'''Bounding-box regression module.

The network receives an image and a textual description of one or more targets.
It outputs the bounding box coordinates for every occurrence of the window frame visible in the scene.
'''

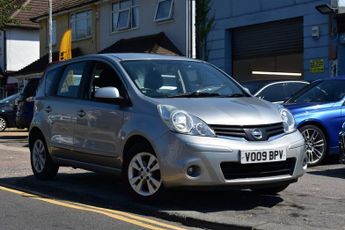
[154,0,174,22]
[70,10,92,41]
[112,0,140,32]
[56,62,88,99]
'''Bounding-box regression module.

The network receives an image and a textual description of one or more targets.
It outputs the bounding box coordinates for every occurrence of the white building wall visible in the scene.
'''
[6,28,39,72]
[99,0,188,55]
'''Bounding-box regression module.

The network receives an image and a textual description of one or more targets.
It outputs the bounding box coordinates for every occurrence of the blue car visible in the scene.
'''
[284,77,345,166]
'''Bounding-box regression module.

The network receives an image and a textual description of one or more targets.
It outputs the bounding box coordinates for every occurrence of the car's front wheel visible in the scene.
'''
[0,117,7,132]
[123,143,164,201]
[300,125,327,166]
[30,134,59,179]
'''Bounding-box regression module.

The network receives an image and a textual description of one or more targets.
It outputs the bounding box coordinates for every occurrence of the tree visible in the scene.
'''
[196,0,215,61]
[0,0,22,28]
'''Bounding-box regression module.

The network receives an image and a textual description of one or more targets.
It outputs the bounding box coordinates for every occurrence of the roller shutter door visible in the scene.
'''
[233,17,303,60]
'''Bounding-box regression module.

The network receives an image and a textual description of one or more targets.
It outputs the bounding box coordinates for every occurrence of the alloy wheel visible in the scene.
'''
[128,152,162,197]
[0,117,6,132]
[32,139,47,173]
[302,127,326,165]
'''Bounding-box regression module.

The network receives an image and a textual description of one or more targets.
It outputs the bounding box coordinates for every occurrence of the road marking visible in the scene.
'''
[0,185,187,230]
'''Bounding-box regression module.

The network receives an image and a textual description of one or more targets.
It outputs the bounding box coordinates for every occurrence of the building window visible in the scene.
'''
[112,0,139,32]
[70,10,92,41]
[154,0,174,22]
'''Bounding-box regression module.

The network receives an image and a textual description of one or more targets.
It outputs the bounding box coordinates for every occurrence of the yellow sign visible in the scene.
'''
[59,29,72,61]
[310,59,324,73]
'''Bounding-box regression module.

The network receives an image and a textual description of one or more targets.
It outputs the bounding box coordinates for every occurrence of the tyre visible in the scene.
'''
[123,143,164,201]
[30,134,59,180]
[0,117,7,132]
[300,125,327,166]
[252,184,289,195]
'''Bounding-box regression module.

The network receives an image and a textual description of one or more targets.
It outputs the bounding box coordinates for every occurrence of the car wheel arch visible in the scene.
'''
[298,121,329,146]
[29,127,46,150]
[122,135,155,162]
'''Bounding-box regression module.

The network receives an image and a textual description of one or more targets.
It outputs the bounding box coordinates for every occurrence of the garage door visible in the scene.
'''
[232,17,304,81]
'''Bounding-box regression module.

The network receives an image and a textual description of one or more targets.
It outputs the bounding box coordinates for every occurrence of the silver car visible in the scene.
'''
[29,54,307,200]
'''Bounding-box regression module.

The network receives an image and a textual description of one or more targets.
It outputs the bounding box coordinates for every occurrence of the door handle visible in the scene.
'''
[77,110,86,118]
[45,106,52,113]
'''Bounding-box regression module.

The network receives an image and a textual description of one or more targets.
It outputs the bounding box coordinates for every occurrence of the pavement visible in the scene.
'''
[0,130,345,230]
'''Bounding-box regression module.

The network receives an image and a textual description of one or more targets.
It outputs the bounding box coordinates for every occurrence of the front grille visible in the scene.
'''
[220,158,296,180]
[210,123,285,141]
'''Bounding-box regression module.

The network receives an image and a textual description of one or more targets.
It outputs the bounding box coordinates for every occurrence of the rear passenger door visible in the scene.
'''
[73,61,126,169]
[46,62,88,159]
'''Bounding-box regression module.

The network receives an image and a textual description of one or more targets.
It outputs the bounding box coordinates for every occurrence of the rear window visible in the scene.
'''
[45,68,64,96]
[57,62,86,98]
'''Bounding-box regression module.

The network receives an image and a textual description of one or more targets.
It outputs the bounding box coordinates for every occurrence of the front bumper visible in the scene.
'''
[154,131,306,188]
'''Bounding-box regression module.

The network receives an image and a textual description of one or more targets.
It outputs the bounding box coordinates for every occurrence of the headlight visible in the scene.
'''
[280,108,296,133]
[158,105,216,137]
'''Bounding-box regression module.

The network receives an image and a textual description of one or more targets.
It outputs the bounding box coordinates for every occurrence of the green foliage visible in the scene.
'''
[196,0,215,60]
[0,0,22,28]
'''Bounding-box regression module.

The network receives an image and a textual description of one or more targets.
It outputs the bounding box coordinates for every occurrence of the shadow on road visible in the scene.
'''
[0,172,284,218]
[308,167,345,179]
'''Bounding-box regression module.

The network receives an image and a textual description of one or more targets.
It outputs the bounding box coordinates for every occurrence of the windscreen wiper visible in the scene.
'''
[167,92,221,98]
[224,93,248,98]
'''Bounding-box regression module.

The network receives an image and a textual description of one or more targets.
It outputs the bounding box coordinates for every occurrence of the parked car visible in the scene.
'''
[242,80,309,103]
[284,77,345,166]
[338,122,345,164]
[16,78,40,129]
[29,54,306,201]
[0,93,20,131]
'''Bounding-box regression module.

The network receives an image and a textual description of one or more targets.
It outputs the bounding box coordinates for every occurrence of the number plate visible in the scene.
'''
[240,149,287,164]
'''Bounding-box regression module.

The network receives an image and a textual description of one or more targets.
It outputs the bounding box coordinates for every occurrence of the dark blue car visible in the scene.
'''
[16,78,40,129]
[0,93,19,131]
[284,77,345,166]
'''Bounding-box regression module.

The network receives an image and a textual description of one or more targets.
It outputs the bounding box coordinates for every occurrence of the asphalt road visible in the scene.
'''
[0,130,345,230]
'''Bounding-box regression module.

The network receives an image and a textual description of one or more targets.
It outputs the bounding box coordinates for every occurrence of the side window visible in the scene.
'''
[45,68,63,96]
[285,83,308,99]
[88,62,125,100]
[258,84,286,102]
[57,62,86,98]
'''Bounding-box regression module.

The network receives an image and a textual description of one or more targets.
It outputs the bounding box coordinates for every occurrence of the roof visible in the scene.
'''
[32,0,99,22]
[10,48,83,77]
[99,32,183,56]
[7,0,48,28]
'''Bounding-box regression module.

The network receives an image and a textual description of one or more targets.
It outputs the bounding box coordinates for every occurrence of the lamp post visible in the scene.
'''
[48,0,52,63]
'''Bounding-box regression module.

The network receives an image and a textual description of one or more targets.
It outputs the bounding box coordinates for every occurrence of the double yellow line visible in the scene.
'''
[0,186,187,230]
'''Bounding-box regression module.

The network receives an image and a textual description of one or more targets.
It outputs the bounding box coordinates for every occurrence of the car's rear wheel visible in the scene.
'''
[0,117,7,132]
[30,134,59,179]
[252,184,290,195]
[123,143,164,201]
[300,125,327,166]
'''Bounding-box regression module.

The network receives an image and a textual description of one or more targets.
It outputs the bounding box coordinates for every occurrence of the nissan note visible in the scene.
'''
[29,54,307,200]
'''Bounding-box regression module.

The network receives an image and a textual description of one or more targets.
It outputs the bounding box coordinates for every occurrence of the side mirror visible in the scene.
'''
[95,87,121,100]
